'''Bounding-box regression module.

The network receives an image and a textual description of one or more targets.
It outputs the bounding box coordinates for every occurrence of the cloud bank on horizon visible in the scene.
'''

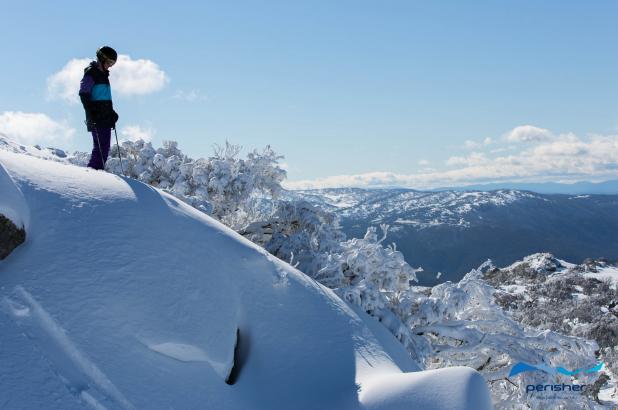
[0,111,153,147]
[284,126,618,190]
[0,111,75,146]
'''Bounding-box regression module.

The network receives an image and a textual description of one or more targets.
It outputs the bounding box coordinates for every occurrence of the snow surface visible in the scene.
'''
[0,150,491,409]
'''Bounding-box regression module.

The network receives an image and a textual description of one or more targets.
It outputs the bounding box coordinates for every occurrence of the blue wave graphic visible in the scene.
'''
[585,362,604,373]
[509,361,604,378]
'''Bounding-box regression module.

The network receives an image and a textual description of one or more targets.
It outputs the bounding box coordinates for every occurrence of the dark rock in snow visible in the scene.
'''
[0,214,25,259]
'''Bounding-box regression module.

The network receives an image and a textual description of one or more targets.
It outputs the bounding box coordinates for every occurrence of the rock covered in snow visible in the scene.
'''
[0,160,28,259]
[0,214,25,260]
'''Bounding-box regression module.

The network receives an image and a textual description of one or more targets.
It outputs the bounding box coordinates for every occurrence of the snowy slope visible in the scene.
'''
[0,150,492,410]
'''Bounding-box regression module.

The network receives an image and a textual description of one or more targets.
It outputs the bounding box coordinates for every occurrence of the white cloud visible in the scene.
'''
[528,132,587,157]
[490,146,513,154]
[418,159,430,166]
[173,89,207,102]
[446,152,487,167]
[0,111,75,146]
[284,171,408,190]
[119,125,154,142]
[504,125,553,143]
[111,55,169,96]
[47,55,169,104]
[47,58,91,104]
[285,131,618,190]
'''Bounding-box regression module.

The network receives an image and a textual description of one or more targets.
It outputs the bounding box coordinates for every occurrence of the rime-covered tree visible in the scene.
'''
[102,139,286,224]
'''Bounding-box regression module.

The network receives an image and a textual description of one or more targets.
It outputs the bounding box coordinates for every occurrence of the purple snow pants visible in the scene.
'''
[87,127,112,170]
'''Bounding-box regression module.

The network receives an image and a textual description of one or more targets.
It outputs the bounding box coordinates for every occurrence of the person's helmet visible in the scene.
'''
[96,46,117,62]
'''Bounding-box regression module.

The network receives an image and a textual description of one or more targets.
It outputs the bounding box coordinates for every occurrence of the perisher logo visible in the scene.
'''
[509,361,604,378]
[508,361,605,396]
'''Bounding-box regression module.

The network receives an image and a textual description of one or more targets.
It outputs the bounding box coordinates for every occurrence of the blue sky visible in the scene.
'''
[1,1,617,188]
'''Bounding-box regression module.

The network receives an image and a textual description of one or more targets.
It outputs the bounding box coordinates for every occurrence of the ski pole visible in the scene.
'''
[92,125,106,169]
[113,127,125,176]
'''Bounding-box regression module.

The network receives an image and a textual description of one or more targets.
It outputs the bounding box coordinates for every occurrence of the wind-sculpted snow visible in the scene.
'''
[3,286,136,410]
[0,150,492,409]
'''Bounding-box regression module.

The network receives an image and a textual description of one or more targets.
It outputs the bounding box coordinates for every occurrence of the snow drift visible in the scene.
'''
[0,150,492,409]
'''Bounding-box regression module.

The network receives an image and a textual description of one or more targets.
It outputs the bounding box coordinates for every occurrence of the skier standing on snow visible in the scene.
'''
[79,46,119,170]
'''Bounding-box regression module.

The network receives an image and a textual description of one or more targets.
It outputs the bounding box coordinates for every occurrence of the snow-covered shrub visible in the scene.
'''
[321,225,419,308]
[327,225,425,363]
[67,151,90,167]
[104,139,286,222]
[241,200,345,277]
[241,205,420,296]
[206,142,286,228]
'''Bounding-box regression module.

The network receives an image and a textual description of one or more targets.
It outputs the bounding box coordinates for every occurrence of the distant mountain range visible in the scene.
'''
[434,180,618,195]
[287,188,618,286]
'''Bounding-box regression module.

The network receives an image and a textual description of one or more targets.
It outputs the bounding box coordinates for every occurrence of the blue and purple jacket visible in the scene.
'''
[79,61,118,131]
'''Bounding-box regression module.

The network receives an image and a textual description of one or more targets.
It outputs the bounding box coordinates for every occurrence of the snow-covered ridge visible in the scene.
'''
[0,148,492,409]
[0,135,78,162]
